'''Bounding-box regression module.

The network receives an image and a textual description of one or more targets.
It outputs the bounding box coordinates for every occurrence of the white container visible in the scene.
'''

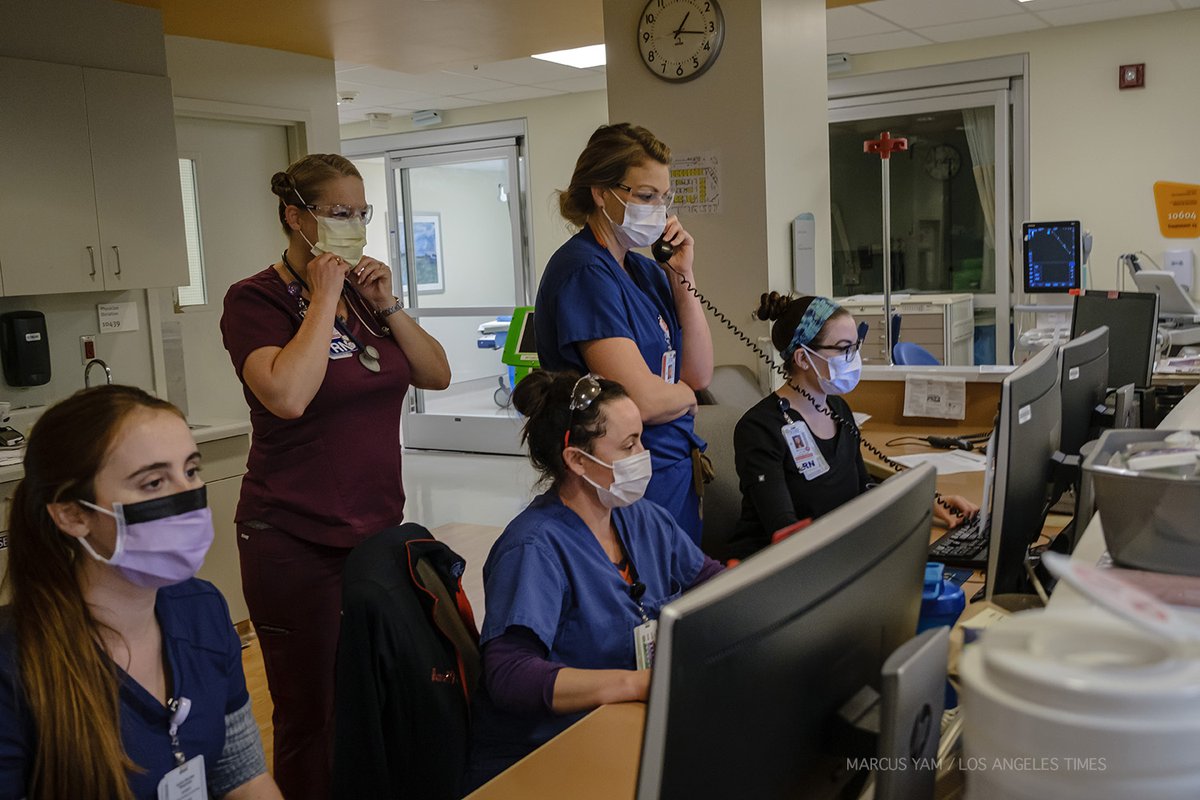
[958,607,1200,800]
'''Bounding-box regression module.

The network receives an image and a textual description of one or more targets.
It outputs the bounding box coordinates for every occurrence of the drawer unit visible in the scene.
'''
[837,294,975,366]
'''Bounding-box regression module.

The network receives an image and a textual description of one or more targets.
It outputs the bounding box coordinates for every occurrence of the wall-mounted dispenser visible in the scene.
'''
[0,310,51,387]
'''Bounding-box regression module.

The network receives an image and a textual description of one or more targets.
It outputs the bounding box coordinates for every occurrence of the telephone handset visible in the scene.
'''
[650,236,968,520]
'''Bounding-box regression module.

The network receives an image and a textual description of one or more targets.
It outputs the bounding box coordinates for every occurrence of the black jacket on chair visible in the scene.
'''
[331,523,481,799]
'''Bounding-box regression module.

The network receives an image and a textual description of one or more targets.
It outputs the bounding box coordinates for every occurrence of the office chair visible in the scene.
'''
[893,341,941,366]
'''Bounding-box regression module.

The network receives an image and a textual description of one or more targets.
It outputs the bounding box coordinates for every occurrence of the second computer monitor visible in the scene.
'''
[1057,326,1109,457]
[637,466,936,799]
[1070,290,1159,390]
[985,344,1063,598]
[1023,221,1082,293]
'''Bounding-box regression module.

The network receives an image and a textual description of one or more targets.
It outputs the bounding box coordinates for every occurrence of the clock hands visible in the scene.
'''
[672,11,690,40]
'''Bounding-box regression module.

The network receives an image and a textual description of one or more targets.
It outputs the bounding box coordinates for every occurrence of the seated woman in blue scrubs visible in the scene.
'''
[465,371,723,788]
[0,386,280,800]
[534,123,714,546]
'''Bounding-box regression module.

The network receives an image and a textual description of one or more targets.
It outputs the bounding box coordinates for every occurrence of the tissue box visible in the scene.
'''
[1082,428,1200,577]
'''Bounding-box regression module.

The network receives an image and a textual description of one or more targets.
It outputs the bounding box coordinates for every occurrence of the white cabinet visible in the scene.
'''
[838,293,975,366]
[0,57,187,295]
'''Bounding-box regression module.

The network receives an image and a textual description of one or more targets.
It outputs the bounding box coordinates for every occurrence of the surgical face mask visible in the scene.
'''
[78,486,214,589]
[571,448,653,509]
[603,190,667,249]
[303,212,367,265]
[802,346,863,396]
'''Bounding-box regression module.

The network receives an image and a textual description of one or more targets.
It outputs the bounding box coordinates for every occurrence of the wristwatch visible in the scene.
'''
[376,297,404,317]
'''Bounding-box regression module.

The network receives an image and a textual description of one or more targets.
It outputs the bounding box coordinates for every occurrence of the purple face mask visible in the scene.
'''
[78,486,214,589]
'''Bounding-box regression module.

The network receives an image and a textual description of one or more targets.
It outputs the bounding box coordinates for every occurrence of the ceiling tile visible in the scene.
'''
[443,57,595,84]
[1017,0,1143,10]
[918,13,1048,43]
[831,30,935,55]
[1175,0,1200,8]
[456,85,566,103]
[333,80,431,108]
[393,95,486,111]
[335,66,511,95]
[867,0,1025,28]
[1034,0,1175,24]
[827,6,902,40]
[533,74,608,93]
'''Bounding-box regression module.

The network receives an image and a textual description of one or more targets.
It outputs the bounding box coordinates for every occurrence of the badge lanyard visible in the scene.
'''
[281,253,386,373]
[778,397,831,480]
[615,519,658,669]
[167,696,192,766]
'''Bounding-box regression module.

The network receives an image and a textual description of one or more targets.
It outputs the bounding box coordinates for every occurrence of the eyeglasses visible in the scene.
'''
[810,339,863,364]
[613,183,674,208]
[564,374,603,448]
[305,203,374,224]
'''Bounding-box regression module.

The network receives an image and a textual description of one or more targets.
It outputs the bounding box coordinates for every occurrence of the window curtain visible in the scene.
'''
[961,108,996,291]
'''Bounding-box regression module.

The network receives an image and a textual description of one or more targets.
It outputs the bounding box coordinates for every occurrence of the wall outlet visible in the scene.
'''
[80,335,96,364]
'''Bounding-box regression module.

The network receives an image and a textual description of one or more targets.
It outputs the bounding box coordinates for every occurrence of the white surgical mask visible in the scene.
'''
[802,346,863,396]
[603,191,667,249]
[302,212,367,265]
[572,448,653,509]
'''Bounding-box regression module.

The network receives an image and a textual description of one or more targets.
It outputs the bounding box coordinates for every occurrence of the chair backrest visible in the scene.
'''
[706,364,762,408]
[893,341,941,365]
[332,523,479,800]
[694,403,746,558]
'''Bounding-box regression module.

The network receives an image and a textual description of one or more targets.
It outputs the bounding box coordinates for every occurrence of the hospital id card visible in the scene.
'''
[634,619,657,670]
[329,328,356,360]
[157,755,206,800]
[661,350,677,383]
[782,421,829,480]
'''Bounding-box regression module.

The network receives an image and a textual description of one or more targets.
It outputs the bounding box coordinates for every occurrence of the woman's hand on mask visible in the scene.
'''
[349,256,395,308]
[659,215,694,279]
[309,252,351,307]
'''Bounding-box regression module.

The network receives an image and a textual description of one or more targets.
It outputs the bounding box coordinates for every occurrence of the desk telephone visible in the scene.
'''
[651,236,972,522]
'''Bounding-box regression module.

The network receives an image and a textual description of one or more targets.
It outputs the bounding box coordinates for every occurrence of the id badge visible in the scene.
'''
[634,619,658,670]
[661,350,677,383]
[329,328,356,360]
[782,421,830,480]
[157,754,206,800]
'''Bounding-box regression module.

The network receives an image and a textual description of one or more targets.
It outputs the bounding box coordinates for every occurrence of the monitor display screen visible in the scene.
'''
[1069,291,1158,390]
[1023,221,1082,293]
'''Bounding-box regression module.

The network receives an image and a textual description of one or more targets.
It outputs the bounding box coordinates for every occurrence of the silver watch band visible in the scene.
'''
[376,298,404,317]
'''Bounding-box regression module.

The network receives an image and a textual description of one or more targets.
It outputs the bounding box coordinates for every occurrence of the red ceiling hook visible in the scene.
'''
[864,131,909,160]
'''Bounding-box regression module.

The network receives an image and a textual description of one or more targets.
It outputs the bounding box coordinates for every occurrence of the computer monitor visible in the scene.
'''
[1069,291,1159,390]
[500,305,538,368]
[984,344,1063,597]
[1056,326,1109,458]
[1023,221,1082,293]
[637,465,937,799]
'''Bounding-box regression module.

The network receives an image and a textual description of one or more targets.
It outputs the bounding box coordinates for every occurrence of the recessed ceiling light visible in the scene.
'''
[532,44,606,69]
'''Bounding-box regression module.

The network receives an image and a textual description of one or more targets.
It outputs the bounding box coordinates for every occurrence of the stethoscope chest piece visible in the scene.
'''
[359,346,381,373]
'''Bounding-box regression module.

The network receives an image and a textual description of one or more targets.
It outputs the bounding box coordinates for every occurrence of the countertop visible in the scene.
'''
[0,416,250,485]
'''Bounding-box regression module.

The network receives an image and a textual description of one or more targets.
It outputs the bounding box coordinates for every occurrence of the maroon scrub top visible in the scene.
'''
[221,266,412,547]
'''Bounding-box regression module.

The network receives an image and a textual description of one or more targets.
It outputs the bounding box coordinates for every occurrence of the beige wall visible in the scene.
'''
[342,91,609,282]
[848,9,1200,293]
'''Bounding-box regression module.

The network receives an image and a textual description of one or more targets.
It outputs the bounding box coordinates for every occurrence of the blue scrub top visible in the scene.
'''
[0,579,249,800]
[534,226,705,468]
[469,491,707,777]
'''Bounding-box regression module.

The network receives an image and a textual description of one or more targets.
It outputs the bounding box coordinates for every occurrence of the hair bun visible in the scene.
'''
[511,370,580,420]
[754,291,794,322]
[270,170,296,199]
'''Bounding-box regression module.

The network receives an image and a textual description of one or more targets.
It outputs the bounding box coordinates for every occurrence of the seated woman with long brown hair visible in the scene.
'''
[0,386,281,800]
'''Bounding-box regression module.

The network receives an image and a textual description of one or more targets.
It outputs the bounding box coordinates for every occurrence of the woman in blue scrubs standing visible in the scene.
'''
[464,371,723,788]
[535,124,714,546]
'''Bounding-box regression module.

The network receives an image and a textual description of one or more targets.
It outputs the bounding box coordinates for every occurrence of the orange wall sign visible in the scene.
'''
[1154,181,1200,238]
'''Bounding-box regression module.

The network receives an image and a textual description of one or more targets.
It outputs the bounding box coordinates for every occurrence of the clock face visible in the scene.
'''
[923,144,961,181]
[637,0,725,83]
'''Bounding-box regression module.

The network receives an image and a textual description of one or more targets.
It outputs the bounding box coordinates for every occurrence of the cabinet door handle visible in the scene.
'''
[86,246,97,278]
[111,245,122,276]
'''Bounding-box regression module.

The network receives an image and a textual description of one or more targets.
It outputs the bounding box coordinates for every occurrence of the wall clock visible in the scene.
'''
[924,143,962,181]
[637,0,725,83]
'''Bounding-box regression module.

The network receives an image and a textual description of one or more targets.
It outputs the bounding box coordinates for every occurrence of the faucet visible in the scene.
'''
[84,358,113,388]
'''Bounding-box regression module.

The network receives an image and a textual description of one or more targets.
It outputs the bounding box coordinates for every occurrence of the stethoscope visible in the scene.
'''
[282,252,389,373]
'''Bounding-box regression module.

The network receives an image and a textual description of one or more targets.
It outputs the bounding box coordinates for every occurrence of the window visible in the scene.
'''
[176,158,207,307]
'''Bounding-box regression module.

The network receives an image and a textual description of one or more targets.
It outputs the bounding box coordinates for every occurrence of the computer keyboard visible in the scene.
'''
[928,515,989,570]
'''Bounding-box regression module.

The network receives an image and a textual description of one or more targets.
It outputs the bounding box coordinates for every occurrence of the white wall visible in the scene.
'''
[848,9,1200,293]
[165,36,342,154]
[342,91,609,282]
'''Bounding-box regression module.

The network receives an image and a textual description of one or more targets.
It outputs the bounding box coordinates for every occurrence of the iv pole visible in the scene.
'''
[864,131,908,366]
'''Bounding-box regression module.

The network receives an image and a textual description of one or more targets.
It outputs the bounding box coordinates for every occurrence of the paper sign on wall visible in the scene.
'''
[670,152,721,215]
[1154,181,1200,238]
[903,376,966,420]
[98,302,140,333]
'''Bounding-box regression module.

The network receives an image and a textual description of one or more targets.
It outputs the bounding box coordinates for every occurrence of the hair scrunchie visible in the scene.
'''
[780,296,841,363]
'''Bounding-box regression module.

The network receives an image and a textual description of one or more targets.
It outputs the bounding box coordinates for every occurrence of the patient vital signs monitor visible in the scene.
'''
[1023,221,1082,293]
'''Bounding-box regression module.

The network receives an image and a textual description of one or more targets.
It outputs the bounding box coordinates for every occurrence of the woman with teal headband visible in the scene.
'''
[724,293,977,560]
